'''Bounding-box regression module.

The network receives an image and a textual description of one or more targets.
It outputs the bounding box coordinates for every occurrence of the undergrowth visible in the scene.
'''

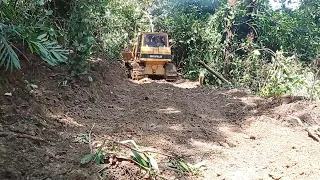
[75,132,204,179]
[1,0,319,98]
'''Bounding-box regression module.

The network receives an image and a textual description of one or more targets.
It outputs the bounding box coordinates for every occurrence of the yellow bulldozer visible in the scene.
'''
[121,32,178,81]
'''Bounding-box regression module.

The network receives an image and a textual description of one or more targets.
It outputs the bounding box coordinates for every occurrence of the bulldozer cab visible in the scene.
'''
[142,34,168,47]
[132,33,169,60]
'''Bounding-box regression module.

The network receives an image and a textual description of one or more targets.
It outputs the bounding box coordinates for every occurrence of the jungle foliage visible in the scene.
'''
[0,0,319,98]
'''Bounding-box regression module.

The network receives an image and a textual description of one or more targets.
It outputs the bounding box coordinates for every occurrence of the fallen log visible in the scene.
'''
[306,127,320,142]
[198,61,232,85]
[288,115,320,142]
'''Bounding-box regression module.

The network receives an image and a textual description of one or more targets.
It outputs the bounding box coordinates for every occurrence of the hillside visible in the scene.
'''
[1,58,320,180]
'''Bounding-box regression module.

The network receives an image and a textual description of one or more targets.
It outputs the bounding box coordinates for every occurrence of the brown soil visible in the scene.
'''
[1,57,320,180]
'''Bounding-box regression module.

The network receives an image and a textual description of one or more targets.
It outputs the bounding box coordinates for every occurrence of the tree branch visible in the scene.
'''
[198,61,232,85]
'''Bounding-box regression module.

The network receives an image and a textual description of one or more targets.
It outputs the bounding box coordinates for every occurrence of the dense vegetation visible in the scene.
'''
[0,0,319,98]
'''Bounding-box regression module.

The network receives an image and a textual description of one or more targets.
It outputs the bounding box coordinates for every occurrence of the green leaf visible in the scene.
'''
[46,10,53,16]
[80,153,95,164]
[27,42,34,53]
[178,161,191,172]
[52,51,64,61]
[37,0,45,6]
[132,151,149,168]
[0,37,20,70]
[37,33,47,40]
[27,38,67,66]
[95,153,102,164]
[111,143,117,152]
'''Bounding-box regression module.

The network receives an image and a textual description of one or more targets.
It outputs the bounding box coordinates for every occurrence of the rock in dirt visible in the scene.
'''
[4,93,12,96]
[30,84,38,89]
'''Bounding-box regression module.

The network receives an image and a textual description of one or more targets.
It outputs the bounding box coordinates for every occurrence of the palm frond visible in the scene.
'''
[0,23,68,71]
[27,33,68,66]
[0,34,21,71]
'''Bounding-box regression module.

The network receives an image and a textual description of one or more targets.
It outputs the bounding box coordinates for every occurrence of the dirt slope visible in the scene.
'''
[1,58,320,180]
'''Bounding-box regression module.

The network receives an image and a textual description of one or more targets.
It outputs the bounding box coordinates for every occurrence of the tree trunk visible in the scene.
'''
[223,0,237,79]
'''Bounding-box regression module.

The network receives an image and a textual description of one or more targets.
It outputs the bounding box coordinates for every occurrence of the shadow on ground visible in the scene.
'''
[0,58,303,180]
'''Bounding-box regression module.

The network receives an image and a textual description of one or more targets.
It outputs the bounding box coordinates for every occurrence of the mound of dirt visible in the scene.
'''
[1,56,320,180]
[0,57,129,180]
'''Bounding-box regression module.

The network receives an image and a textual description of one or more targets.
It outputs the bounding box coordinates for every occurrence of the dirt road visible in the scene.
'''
[1,60,320,180]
